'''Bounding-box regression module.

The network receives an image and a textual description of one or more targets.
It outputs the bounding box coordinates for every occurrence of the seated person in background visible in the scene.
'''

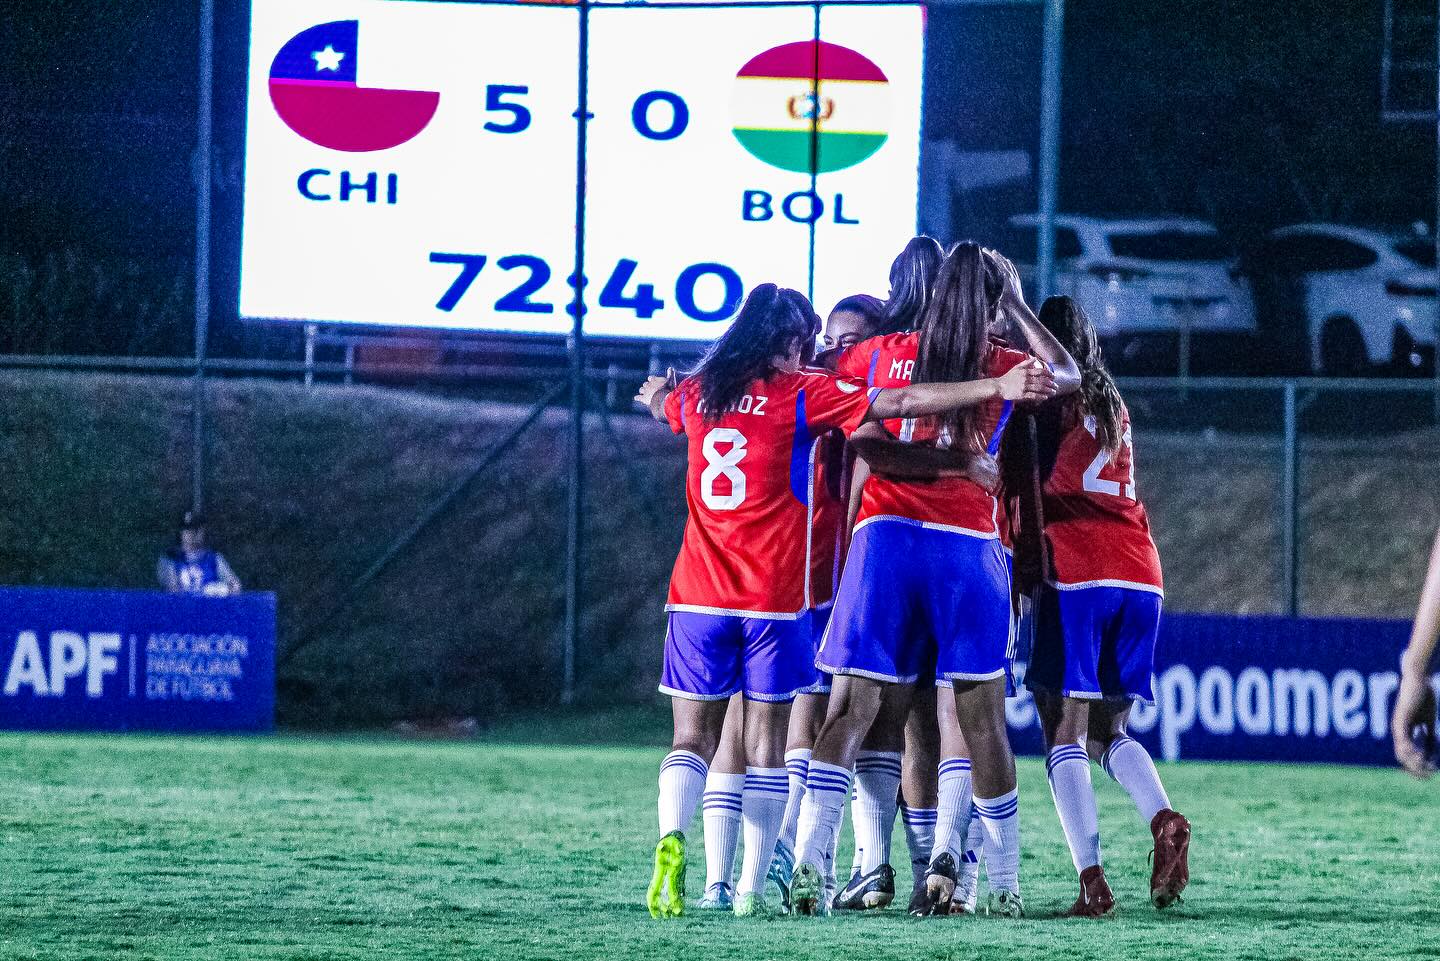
[157,512,243,597]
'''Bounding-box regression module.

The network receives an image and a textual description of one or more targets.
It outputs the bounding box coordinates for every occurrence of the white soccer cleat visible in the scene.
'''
[698,882,734,910]
[986,890,1024,919]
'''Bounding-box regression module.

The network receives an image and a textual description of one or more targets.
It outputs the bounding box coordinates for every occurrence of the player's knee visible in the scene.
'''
[671,731,720,762]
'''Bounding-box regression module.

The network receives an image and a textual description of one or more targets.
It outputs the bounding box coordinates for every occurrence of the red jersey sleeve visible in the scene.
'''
[800,371,878,438]
[835,342,872,382]
[662,380,691,435]
[990,344,1032,378]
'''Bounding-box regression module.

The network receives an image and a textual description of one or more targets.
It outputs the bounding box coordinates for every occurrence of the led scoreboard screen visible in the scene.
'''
[239,0,924,340]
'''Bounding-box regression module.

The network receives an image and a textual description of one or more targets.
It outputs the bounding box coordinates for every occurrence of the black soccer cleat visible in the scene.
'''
[832,863,896,911]
[915,852,958,917]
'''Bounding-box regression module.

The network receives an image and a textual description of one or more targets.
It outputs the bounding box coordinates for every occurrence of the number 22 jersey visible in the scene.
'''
[1040,399,1164,594]
[663,369,880,618]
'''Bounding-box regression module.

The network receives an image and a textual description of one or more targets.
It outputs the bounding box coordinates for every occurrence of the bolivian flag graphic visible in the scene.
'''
[731,40,890,174]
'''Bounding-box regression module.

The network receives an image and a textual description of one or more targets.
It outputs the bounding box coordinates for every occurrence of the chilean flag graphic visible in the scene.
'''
[268,20,440,152]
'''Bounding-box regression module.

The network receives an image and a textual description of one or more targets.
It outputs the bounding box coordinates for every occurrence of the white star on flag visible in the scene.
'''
[312,45,345,72]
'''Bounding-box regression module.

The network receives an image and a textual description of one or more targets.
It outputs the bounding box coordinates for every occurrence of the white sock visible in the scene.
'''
[794,759,852,879]
[778,749,810,853]
[956,815,984,908]
[658,750,708,837]
[851,751,902,874]
[932,757,973,861]
[1103,736,1171,823]
[737,767,789,898]
[849,780,862,879]
[901,804,937,891]
[974,788,1021,896]
[702,770,744,889]
[1046,744,1101,872]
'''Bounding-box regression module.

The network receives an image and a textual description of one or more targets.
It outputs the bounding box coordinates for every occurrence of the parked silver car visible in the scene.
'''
[1250,224,1437,375]
[999,215,1258,372]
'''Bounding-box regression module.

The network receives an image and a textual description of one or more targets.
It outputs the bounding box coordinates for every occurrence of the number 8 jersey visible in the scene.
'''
[1040,399,1164,595]
[663,370,881,618]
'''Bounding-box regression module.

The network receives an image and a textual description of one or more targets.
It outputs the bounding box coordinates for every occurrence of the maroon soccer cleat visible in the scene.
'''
[1065,865,1116,918]
[1149,809,1191,909]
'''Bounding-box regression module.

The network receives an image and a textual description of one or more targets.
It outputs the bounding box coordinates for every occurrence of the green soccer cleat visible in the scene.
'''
[986,890,1025,919]
[790,862,829,916]
[646,830,687,919]
[766,840,795,913]
[733,892,773,918]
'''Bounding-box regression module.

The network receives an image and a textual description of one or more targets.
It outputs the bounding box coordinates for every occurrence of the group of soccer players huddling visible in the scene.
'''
[635,237,1190,921]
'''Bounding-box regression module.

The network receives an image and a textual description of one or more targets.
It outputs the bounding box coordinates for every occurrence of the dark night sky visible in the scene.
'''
[1,0,1432,255]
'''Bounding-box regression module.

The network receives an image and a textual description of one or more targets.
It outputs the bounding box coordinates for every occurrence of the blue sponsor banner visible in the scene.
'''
[1008,612,1430,766]
[0,587,275,733]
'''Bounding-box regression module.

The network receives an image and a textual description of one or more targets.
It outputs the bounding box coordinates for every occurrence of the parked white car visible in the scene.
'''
[998,215,1258,371]
[1250,224,1437,375]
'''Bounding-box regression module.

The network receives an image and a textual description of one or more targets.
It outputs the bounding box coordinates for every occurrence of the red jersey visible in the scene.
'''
[1041,400,1163,594]
[809,430,849,608]
[837,332,1030,539]
[663,369,879,618]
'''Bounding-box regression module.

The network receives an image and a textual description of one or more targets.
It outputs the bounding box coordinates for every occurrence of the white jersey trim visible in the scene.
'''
[940,668,1008,683]
[802,438,817,611]
[852,514,999,541]
[664,604,807,621]
[821,664,922,685]
[1048,578,1164,598]
[658,685,740,702]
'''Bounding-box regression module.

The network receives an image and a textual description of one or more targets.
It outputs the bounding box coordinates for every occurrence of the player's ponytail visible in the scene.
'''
[912,242,1005,455]
[1038,295,1125,453]
[693,284,818,421]
[877,235,945,335]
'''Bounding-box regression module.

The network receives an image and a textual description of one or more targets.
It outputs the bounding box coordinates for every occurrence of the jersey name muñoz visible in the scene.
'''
[664,369,879,617]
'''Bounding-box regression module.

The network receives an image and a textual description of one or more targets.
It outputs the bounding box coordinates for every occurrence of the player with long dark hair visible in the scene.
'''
[1020,295,1190,916]
[636,283,1057,919]
[699,295,880,913]
[876,235,945,336]
[826,235,951,913]
[789,245,1080,919]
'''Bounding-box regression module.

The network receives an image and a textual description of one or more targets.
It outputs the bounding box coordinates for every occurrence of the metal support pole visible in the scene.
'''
[190,0,215,514]
[282,381,567,666]
[1433,0,1440,421]
[1281,382,1300,617]
[1178,279,1193,401]
[561,0,591,706]
[344,342,355,386]
[304,324,317,387]
[1036,0,1065,301]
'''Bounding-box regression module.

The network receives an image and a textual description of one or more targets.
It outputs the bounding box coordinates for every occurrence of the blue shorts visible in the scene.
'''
[660,612,814,703]
[801,605,834,696]
[1027,584,1162,702]
[818,519,1012,685]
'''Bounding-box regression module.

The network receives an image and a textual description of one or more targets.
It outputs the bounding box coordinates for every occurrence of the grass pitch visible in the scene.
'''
[1,726,1437,960]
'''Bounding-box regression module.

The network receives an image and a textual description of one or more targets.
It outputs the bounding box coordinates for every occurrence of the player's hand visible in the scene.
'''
[1392,670,1438,779]
[985,248,1024,302]
[994,359,1056,403]
[635,368,675,411]
[939,453,1000,492]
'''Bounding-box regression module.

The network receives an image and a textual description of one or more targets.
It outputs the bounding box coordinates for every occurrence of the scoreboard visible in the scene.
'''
[239,0,924,341]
